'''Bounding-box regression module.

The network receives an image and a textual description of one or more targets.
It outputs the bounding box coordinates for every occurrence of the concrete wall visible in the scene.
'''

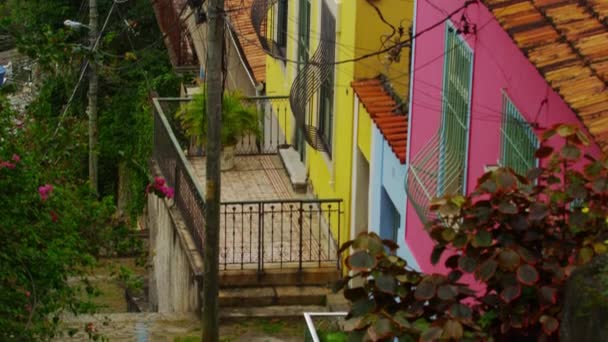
[147,194,203,314]
[406,0,603,273]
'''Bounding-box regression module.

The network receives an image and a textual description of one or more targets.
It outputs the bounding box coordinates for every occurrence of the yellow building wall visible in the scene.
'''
[353,0,413,97]
[358,102,372,162]
[264,0,412,246]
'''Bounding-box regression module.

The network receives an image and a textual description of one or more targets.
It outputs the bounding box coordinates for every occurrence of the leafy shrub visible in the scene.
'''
[338,124,608,341]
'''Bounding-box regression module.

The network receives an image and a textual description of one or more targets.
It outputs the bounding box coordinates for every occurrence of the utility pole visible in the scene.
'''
[88,0,98,194]
[203,0,224,340]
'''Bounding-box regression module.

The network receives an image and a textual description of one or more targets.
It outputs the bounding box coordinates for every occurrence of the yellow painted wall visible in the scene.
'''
[353,0,413,97]
[358,102,372,162]
[263,0,413,246]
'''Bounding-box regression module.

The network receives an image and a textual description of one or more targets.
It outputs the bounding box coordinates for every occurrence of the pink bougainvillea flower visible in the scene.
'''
[11,154,20,162]
[38,184,53,202]
[154,176,165,187]
[164,187,175,199]
[0,161,15,169]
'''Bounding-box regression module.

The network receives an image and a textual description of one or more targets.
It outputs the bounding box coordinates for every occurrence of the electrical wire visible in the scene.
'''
[52,1,117,138]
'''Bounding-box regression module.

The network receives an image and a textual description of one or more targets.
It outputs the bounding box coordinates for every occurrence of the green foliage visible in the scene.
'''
[339,124,608,340]
[336,233,486,341]
[0,106,109,339]
[175,90,261,147]
[427,123,608,339]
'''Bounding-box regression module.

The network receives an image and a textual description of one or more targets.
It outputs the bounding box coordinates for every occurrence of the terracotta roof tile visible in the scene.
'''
[483,0,608,154]
[225,0,266,83]
[352,78,408,164]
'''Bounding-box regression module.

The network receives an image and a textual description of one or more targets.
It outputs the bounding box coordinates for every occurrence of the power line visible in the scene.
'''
[243,0,477,66]
[51,1,117,138]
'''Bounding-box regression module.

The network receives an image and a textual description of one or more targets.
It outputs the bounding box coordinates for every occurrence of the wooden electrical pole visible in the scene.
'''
[88,0,99,194]
[202,0,224,340]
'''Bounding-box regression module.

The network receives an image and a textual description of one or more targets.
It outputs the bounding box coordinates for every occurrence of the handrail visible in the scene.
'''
[153,98,207,201]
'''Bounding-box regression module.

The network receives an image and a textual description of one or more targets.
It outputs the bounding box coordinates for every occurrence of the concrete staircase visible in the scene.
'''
[219,285,349,318]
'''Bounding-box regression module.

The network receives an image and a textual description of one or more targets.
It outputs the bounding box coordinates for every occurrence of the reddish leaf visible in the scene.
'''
[500,284,521,303]
[472,230,493,247]
[541,128,556,141]
[476,259,498,282]
[381,239,399,251]
[496,170,516,189]
[414,280,437,301]
[338,240,353,255]
[539,286,558,305]
[368,317,393,341]
[458,255,477,273]
[527,167,543,180]
[430,245,446,265]
[420,327,443,342]
[445,255,460,269]
[447,270,463,282]
[515,245,539,265]
[517,264,539,286]
[498,200,518,214]
[449,303,472,320]
[437,284,458,301]
[529,203,549,221]
[535,145,554,158]
[346,250,377,271]
[561,144,581,160]
[539,315,559,335]
[442,320,464,340]
[498,249,521,271]
[375,274,396,295]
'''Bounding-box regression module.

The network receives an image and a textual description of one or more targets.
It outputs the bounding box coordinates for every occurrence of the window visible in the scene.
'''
[275,0,288,56]
[297,0,311,70]
[438,23,473,196]
[317,2,335,156]
[318,69,334,155]
[500,94,538,175]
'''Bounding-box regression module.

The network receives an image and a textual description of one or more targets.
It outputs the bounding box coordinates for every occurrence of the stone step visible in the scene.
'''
[220,305,328,318]
[219,286,329,307]
[278,147,307,193]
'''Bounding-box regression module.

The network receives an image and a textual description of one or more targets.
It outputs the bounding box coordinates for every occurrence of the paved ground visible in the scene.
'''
[190,155,339,270]
[57,313,308,341]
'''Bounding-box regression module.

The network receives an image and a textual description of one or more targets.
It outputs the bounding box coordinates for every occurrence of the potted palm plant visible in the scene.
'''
[175,90,260,170]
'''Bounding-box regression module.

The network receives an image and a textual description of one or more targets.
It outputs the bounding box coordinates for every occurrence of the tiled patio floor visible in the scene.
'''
[189,155,308,202]
[189,155,339,270]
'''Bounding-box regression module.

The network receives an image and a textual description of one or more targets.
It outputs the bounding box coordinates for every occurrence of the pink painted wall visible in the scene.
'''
[405,0,602,274]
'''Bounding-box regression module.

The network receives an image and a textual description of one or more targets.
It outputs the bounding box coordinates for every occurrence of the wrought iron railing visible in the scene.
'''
[288,0,336,151]
[220,199,343,271]
[250,0,279,55]
[405,130,465,224]
[153,98,206,253]
[156,95,291,156]
[151,0,198,70]
[152,97,344,273]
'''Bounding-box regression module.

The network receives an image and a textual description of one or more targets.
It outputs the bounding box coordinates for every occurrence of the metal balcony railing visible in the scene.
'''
[405,130,466,224]
[152,97,344,273]
[220,199,343,271]
[155,95,291,156]
[288,0,336,151]
[251,0,279,56]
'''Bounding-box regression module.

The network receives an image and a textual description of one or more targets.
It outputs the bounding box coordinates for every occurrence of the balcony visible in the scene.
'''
[151,96,344,279]
[151,0,198,72]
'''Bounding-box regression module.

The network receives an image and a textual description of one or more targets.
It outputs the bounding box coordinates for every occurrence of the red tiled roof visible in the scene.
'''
[225,0,266,83]
[352,78,408,164]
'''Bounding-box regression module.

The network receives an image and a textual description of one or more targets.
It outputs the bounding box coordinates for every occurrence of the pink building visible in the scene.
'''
[404,0,607,273]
